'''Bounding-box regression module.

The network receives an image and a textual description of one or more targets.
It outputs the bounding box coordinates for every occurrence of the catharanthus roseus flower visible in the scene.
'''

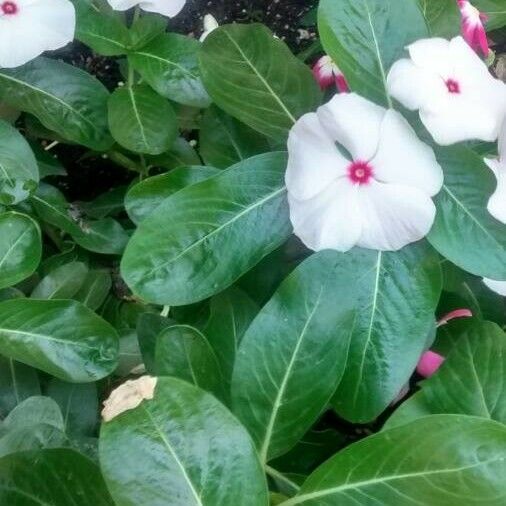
[484,122,506,223]
[106,0,186,17]
[312,55,350,93]
[286,93,443,252]
[483,278,506,295]
[417,350,445,378]
[387,36,506,145]
[200,14,219,42]
[0,0,75,68]
[436,308,473,326]
[457,0,489,56]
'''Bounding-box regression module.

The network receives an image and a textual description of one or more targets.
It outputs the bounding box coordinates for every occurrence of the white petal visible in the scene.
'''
[139,0,186,17]
[288,178,362,252]
[483,278,506,296]
[407,37,453,76]
[286,112,348,201]
[106,0,141,10]
[485,160,506,224]
[371,110,443,196]
[387,59,445,111]
[499,121,506,160]
[356,182,436,251]
[317,93,385,161]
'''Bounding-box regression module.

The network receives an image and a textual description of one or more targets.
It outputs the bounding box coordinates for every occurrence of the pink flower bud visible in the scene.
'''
[312,55,350,93]
[417,351,445,378]
[437,308,473,327]
[457,0,490,56]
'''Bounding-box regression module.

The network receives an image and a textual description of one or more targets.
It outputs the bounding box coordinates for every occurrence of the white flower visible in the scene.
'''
[483,278,506,296]
[484,121,506,223]
[286,93,444,252]
[0,0,75,68]
[200,14,219,42]
[106,0,186,17]
[387,36,506,145]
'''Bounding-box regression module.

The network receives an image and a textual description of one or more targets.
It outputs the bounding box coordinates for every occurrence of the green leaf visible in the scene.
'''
[475,0,506,30]
[318,0,428,106]
[125,165,220,225]
[279,415,506,505]
[386,320,506,429]
[129,33,211,108]
[0,212,41,290]
[0,448,114,505]
[0,357,40,417]
[81,186,128,219]
[0,299,119,382]
[128,13,167,49]
[3,396,64,431]
[0,424,67,458]
[199,24,321,140]
[199,106,271,168]
[419,0,460,37]
[0,58,113,151]
[99,377,268,506]
[108,84,178,155]
[31,261,88,299]
[136,312,174,373]
[30,142,66,178]
[0,120,38,204]
[121,152,291,305]
[331,242,442,423]
[428,146,506,280]
[47,379,98,436]
[155,324,224,399]
[75,269,112,310]
[232,251,357,463]
[148,137,201,169]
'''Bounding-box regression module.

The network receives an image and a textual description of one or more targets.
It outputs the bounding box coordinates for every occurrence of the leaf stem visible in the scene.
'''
[265,465,300,496]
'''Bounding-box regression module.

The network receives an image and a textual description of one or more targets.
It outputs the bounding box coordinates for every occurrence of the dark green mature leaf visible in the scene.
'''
[129,13,167,49]
[419,0,460,37]
[0,448,114,505]
[318,0,428,106]
[386,320,506,429]
[3,396,64,431]
[232,251,357,463]
[0,299,118,382]
[429,146,506,280]
[155,325,224,399]
[100,377,269,506]
[0,58,113,151]
[0,212,41,290]
[332,242,442,423]
[30,142,66,178]
[31,261,88,299]
[108,84,178,155]
[279,415,506,505]
[121,152,292,306]
[0,120,38,204]
[136,313,174,373]
[130,33,211,108]
[0,424,67,458]
[125,165,220,225]
[199,106,271,168]
[475,0,506,30]
[200,24,321,140]
[75,269,112,310]
[81,186,128,219]
[149,137,201,169]
[0,357,40,417]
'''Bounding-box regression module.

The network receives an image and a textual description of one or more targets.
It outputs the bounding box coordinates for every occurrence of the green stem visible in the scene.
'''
[265,465,300,496]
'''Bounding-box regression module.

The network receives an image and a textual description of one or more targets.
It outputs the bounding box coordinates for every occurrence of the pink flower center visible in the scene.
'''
[445,78,460,94]
[1,1,17,14]
[348,161,373,185]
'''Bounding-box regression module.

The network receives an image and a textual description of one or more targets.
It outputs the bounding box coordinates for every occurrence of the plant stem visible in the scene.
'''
[265,465,300,496]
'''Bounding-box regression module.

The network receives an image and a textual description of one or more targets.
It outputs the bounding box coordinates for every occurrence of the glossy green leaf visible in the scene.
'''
[100,377,268,506]
[0,120,39,204]
[125,165,220,225]
[148,137,201,169]
[280,415,506,505]
[0,212,41,290]
[128,13,167,49]
[332,242,442,423]
[232,251,357,463]
[0,424,67,458]
[136,312,174,373]
[81,186,128,219]
[30,142,66,178]
[199,24,321,140]
[129,33,211,108]
[428,146,506,280]
[0,58,113,151]
[31,261,88,299]
[199,106,271,168]
[419,0,460,37]
[0,448,114,505]
[121,152,291,306]
[386,320,506,429]
[155,324,224,399]
[0,299,118,382]
[3,396,64,431]
[75,269,112,310]
[475,0,506,30]
[108,84,178,155]
[318,0,428,106]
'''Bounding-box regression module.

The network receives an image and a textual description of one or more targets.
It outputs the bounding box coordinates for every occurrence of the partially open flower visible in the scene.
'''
[457,0,489,56]
[0,0,76,68]
[484,121,506,223]
[200,14,219,42]
[106,0,186,17]
[483,278,506,296]
[417,350,445,378]
[312,55,350,93]
[286,93,443,252]
[387,36,506,145]
[437,308,473,326]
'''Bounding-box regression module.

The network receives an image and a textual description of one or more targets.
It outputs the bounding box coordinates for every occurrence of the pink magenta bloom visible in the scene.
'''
[437,308,473,326]
[457,0,489,56]
[312,55,350,93]
[417,351,445,378]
